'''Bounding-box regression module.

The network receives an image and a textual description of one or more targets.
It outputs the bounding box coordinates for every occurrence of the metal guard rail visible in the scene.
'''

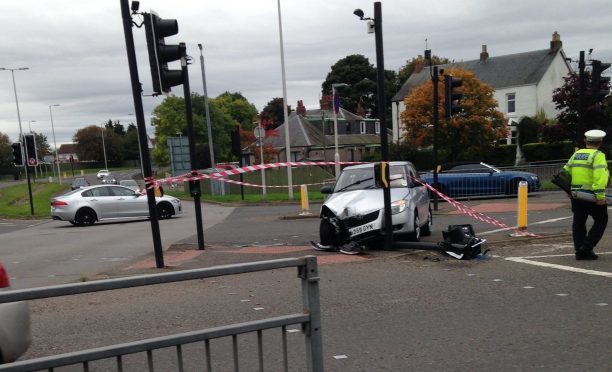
[0,256,324,372]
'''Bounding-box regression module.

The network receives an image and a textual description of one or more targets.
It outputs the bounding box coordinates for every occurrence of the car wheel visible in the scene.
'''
[157,202,174,220]
[74,208,96,226]
[408,212,421,242]
[505,179,523,195]
[421,208,432,236]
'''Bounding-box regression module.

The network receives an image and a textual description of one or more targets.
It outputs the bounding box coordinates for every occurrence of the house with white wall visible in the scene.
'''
[391,32,572,144]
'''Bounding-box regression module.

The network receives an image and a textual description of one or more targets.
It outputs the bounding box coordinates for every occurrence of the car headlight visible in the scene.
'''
[530,175,538,181]
[391,199,407,215]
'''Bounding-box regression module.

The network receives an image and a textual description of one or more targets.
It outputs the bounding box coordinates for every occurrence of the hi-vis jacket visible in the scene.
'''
[563,148,609,201]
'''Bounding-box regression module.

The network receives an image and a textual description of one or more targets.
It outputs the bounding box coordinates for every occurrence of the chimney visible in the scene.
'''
[320,95,332,111]
[480,45,489,62]
[550,31,562,51]
[296,100,306,116]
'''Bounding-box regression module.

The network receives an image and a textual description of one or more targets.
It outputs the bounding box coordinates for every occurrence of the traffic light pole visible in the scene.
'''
[577,51,585,148]
[432,66,439,211]
[373,2,393,251]
[120,0,164,268]
[181,45,205,250]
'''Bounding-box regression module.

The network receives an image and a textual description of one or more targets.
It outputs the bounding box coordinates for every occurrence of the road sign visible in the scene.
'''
[254,126,265,140]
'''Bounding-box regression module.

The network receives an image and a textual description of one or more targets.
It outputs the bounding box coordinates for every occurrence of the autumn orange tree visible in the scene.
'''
[400,67,507,162]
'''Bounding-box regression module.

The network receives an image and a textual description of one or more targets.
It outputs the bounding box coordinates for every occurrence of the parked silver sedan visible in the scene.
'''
[0,261,31,364]
[319,161,432,245]
[51,185,182,226]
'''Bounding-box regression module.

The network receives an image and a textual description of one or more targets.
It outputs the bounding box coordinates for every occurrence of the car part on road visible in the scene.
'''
[394,224,488,260]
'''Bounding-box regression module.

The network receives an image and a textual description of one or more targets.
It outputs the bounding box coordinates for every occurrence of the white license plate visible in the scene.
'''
[349,223,374,237]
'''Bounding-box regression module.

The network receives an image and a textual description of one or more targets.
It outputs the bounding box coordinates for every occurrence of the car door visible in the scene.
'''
[110,186,148,218]
[82,186,117,219]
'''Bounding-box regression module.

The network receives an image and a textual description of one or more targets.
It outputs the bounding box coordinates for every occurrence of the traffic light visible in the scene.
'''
[591,59,611,104]
[143,12,183,95]
[444,75,463,118]
[11,142,23,166]
[23,134,38,166]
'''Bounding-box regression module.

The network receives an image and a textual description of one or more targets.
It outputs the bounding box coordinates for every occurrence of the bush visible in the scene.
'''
[521,141,574,162]
[484,145,516,166]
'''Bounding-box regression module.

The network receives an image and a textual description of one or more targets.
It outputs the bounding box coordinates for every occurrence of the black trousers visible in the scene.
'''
[571,198,608,252]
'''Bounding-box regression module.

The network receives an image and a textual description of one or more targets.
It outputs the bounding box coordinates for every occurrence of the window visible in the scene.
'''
[507,93,516,113]
[375,121,380,134]
[360,121,366,134]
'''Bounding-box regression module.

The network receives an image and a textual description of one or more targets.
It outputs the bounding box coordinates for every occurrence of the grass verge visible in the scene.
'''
[0,182,71,219]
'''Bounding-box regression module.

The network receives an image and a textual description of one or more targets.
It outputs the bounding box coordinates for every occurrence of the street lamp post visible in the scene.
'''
[277,0,293,200]
[2,66,34,214]
[198,44,215,169]
[0,67,28,138]
[332,83,349,178]
[100,126,108,170]
[48,104,62,183]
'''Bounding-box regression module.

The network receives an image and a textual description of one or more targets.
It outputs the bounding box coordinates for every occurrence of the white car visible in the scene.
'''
[119,179,140,192]
[319,161,432,246]
[51,185,182,226]
[96,169,110,179]
[0,262,31,364]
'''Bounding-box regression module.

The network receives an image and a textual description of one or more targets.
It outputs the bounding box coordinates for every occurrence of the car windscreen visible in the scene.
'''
[333,165,409,192]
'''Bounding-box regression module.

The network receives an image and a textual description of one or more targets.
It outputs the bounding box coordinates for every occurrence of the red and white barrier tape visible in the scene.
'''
[413,178,539,237]
[152,161,363,185]
[145,161,537,236]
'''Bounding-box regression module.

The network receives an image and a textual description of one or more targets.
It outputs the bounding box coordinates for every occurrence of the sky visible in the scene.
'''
[1,0,611,146]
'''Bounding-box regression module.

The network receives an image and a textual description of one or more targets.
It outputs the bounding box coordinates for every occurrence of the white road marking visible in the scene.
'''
[333,355,348,360]
[480,216,573,235]
[505,253,612,278]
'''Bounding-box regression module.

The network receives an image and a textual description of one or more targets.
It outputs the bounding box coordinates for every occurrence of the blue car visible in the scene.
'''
[421,162,540,198]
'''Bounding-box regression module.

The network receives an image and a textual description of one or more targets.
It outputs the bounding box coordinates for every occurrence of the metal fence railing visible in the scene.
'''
[0,256,324,372]
[420,161,612,199]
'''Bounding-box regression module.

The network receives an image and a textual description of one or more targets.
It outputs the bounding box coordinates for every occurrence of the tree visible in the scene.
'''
[150,93,236,168]
[123,124,140,161]
[73,125,123,164]
[551,71,612,144]
[215,91,258,131]
[261,97,290,130]
[398,55,450,83]
[33,132,51,160]
[321,54,399,126]
[0,131,12,171]
[400,67,506,162]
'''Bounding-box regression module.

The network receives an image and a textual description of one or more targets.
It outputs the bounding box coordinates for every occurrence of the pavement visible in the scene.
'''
[98,191,589,277]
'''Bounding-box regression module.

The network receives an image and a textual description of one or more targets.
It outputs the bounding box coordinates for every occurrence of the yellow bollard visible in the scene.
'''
[299,184,311,215]
[517,181,528,230]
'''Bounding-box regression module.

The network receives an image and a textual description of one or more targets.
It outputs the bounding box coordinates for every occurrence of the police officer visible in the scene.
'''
[563,129,609,260]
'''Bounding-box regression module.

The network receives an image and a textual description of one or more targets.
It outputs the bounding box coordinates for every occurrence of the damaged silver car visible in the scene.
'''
[318,161,432,249]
